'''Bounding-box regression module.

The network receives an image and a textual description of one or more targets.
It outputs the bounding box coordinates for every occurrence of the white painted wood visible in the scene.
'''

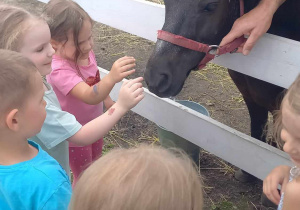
[38,0,300,89]
[99,67,292,180]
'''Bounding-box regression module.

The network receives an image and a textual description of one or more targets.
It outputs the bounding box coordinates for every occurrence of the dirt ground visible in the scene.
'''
[1,0,276,209]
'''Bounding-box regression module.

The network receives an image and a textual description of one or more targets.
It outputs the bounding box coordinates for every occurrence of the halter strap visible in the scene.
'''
[157,0,246,69]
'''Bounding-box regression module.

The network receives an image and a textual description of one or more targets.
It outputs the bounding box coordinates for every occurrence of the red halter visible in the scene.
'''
[157,0,246,69]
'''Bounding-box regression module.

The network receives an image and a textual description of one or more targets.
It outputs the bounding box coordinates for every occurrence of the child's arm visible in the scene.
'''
[263,165,290,205]
[68,77,144,146]
[104,96,115,110]
[282,178,300,210]
[70,56,136,105]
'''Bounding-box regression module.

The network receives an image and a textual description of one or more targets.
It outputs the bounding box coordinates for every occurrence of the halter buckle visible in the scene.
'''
[208,45,220,55]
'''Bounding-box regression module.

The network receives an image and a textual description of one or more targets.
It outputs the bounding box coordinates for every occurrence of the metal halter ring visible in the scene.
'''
[208,45,220,55]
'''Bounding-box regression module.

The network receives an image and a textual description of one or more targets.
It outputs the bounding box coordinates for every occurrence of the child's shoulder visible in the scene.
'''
[283,177,300,208]
[287,176,300,192]
[29,143,69,181]
[52,55,75,71]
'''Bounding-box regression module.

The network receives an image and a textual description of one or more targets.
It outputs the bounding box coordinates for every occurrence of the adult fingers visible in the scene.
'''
[242,31,260,55]
[220,25,244,47]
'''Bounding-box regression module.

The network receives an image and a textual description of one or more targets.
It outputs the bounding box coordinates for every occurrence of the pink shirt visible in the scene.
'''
[47,51,103,145]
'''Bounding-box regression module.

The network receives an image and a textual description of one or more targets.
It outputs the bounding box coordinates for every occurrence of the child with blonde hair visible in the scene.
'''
[263,74,300,210]
[0,4,144,181]
[70,145,203,210]
[0,49,71,209]
[42,0,139,185]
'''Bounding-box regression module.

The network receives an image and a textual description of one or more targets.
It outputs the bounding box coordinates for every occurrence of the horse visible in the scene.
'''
[144,0,300,180]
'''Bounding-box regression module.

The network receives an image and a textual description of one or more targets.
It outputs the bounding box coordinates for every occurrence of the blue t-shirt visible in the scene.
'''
[0,141,72,210]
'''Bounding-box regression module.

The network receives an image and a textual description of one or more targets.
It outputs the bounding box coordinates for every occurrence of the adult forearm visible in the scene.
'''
[260,0,286,14]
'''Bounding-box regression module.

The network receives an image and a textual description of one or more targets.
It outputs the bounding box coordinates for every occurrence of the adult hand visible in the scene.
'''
[263,165,290,205]
[220,0,282,55]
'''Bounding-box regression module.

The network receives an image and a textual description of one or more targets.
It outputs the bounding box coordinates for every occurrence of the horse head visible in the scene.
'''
[144,0,243,97]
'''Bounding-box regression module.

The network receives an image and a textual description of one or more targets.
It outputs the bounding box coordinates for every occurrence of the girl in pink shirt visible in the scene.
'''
[44,0,137,185]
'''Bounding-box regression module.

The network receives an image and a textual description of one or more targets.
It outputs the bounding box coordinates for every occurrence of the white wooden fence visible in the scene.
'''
[38,0,300,180]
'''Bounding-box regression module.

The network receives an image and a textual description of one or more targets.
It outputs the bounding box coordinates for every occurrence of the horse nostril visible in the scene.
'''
[156,73,172,94]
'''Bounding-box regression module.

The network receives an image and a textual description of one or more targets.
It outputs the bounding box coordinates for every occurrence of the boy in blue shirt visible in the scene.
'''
[0,50,72,210]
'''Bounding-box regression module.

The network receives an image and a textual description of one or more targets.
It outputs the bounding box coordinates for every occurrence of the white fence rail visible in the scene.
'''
[38,0,296,180]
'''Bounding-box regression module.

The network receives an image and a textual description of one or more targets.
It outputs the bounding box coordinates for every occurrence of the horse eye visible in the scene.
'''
[204,3,218,12]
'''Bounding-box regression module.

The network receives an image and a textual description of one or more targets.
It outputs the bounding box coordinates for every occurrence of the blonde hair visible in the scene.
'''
[273,74,300,146]
[70,145,203,210]
[42,0,93,64]
[0,4,42,51]
[0,49,38,116]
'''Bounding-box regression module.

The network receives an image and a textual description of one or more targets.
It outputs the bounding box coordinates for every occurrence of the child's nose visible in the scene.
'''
[86,39,94,50]
[48,44,55,57]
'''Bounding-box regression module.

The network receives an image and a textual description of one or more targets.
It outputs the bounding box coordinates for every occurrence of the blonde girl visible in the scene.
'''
[42,0,138,185]
[0,4,144,181]
[263,74,300,210]
[70,145,204,210]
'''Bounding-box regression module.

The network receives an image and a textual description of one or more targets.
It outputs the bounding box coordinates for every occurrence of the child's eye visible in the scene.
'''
[36,47,44,52]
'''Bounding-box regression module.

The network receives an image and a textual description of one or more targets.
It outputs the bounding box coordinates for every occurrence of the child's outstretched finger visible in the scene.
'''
[116,56,132,63]
[129,82,143,91]
[122,69,136,78]
[125,77,144,88]
[121,63,136,72]
[133,87,144,97]
[119,58,135,66]
[122,79,131,87]
[134,93,144,103]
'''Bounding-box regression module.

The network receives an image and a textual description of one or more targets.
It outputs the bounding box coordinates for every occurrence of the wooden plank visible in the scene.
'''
[38,0,300,89]
[99,67,292,180]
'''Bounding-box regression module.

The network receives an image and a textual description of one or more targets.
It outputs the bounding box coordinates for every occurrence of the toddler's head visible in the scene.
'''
[0,49,46,138]
[43,0,94,63]
[0,5,54,76]
[274,74,300,167]
[70,145,203,210]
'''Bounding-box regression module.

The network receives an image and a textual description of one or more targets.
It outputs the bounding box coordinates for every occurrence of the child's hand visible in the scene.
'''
[116,77,144,110]
[263,165,290,205]
[109,56,136,83]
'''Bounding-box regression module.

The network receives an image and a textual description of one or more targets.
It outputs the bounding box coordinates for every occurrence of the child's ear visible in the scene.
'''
[50,39,60,51]
[6,109,20,131]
